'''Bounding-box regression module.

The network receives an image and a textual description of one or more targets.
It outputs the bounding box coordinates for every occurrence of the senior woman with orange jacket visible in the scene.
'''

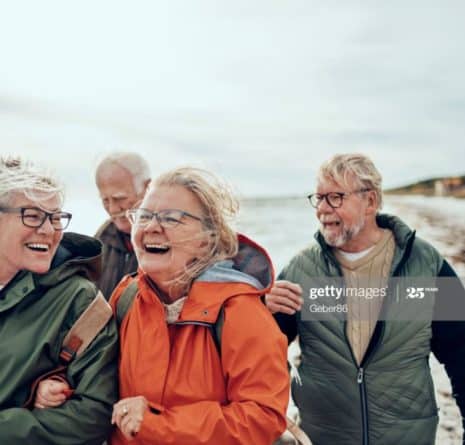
[108,167,289,445]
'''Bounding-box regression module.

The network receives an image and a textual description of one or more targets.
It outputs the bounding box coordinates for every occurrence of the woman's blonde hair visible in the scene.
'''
[0,156,64,207]
[318,153,383,209]
[151,167,239,288]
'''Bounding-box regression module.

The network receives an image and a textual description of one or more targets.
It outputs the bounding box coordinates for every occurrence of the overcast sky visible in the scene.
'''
[1,0,464,200]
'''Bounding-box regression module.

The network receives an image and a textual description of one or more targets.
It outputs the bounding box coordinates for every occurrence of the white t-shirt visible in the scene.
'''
[336,245,376,262]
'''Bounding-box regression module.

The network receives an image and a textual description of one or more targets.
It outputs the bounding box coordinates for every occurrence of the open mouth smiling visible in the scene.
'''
[322,221,341,228]
[144,243,171,254]
[25,243,50,252]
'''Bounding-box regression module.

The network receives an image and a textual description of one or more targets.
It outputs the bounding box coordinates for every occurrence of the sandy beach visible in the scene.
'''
[392,196,465,445]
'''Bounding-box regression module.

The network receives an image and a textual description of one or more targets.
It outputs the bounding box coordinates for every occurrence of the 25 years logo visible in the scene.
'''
[406,287,425,299]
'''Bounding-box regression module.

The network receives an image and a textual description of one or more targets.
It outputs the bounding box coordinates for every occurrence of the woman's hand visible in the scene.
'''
[112,396,149,441]
[34,378,72,409]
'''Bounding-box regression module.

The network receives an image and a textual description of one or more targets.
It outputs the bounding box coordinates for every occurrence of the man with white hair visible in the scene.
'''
[266,153,465,445]
[95,152,151,298]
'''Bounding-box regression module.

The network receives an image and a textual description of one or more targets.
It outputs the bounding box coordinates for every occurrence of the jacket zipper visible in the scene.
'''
[318,227,416,445]
[350,231,414,443]
[158,320,213,405]
[344,323,373,445]
[326,250,372,445]
[334,230,415,445]
[357,368,369,445]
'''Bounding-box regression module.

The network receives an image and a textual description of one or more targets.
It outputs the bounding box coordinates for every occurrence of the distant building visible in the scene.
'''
[434,180,446,196]
[434,177,465,197]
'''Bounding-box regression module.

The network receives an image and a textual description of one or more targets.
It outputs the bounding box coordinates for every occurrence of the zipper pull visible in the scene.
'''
[290,361,303,386]
[357,368,364,384]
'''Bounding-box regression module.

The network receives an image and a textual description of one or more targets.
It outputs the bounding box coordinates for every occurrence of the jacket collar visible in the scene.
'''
[37,232,102,287]
[97,220,132,253]
[314,213,416,275]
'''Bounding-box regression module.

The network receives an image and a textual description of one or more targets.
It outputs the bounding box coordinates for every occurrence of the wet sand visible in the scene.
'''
[393,197,464,445]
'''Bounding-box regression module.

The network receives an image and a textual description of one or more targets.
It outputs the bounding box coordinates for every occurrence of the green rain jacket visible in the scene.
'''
[0,232,119,445]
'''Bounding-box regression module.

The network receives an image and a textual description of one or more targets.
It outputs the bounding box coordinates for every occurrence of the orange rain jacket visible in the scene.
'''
[109,234,289,445]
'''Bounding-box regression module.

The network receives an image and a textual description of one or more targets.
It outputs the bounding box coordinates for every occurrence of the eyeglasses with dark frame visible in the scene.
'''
[307,188,372,209]
[0,207,72,230]
[126,208,203,228]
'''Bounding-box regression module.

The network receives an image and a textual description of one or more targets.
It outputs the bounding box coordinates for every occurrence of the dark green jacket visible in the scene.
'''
[0,232,119,445]
[276,214,465,445]
[95,220,138,299]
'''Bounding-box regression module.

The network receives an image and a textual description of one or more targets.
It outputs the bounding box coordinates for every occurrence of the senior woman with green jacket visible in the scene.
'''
[0,157,118,445]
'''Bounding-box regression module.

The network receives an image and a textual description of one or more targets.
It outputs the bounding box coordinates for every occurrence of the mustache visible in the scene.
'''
[320,216,341,223]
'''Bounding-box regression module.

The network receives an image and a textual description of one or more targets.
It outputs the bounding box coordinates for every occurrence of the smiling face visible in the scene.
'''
[0,192,63,284]
[316,176,371,251]
[132,184,208,295]
[96,162,146,234]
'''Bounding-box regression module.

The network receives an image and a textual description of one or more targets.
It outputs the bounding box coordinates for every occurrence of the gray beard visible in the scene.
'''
[322,218,365,248]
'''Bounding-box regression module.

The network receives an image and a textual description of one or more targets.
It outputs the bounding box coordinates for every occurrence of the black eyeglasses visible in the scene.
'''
[126,208,202,228]
[307,189,372,209]
[0,207,72,230]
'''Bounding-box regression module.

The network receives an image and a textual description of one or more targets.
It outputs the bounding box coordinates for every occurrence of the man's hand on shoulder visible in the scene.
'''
[265,280,303,315]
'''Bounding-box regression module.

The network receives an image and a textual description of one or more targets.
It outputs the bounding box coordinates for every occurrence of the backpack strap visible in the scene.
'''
[24,290,112,409]
[116,279,139,326]
[210,305,225,355]
[286,418,313,445]
[60,291,112,363]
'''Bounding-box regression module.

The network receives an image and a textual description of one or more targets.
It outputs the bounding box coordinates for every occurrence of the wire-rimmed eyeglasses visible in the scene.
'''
[307,189,372,209]
[126,208,202,228]
[0,206,72,230]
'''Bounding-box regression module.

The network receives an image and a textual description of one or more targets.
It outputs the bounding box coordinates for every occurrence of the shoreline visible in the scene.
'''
[390,196,465,444]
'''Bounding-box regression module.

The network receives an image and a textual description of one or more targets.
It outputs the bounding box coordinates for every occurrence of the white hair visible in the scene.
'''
[0,156,64,206]
[318,153,383,210]
[95,152,151,194]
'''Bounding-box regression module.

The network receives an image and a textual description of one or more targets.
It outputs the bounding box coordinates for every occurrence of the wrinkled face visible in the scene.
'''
[96,163,145,234]
[0,193,63,284]
[315,177,369,249]
[132,185,208,286]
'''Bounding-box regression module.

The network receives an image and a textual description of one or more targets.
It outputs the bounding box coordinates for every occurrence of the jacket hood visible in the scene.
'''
[196,233,272,289]
[35,232,102,288]
[138,233,274,324]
